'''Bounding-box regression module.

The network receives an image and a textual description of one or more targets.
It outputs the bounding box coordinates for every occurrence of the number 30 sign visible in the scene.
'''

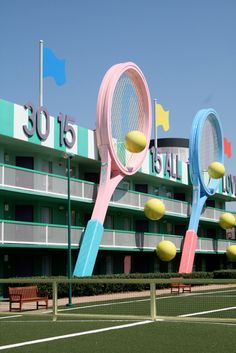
[23,102,76,149]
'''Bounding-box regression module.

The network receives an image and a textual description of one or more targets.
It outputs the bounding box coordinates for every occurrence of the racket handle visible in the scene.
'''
[179,230,198,273]
[73,220,104,277]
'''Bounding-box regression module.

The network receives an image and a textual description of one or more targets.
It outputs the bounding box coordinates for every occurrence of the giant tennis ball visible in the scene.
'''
[144,199,165,221]
[219,212,236,230]
[156,240,176,262]
[125,130,147,153]
[208,162,225,179]
[226,245,236,262]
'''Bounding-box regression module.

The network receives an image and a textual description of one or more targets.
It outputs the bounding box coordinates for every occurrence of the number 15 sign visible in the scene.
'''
[23,102,76,149]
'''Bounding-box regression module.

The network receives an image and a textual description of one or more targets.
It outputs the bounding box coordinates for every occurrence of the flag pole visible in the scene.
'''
[154,99,157,149]
[39,40,44,107]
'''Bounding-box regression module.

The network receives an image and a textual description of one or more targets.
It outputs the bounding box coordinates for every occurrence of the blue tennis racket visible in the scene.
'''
[179,109,224,273]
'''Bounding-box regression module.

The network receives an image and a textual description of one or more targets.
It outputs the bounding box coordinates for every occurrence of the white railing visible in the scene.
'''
[1,220,235,253]
[0,164,233,221]
[1,222,83,246]
[0,164,187,217]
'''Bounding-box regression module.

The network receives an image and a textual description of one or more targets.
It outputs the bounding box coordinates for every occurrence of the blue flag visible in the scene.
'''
[43,47,66,86]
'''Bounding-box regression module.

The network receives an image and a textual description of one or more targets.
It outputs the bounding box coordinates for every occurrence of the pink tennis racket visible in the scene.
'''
[73,62,152,276]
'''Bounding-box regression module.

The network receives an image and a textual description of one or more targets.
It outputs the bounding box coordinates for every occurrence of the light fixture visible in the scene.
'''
[4,254,8,262]
[4,153,9,162]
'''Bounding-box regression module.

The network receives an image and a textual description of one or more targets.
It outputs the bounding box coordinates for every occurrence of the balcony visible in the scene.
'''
[0,220,235,254]
[0,164,230,222]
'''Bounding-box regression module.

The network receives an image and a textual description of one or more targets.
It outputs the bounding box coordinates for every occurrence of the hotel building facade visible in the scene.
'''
[0,98,235,295]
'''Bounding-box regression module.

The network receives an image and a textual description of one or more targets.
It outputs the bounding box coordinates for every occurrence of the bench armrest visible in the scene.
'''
[9,294,22,301]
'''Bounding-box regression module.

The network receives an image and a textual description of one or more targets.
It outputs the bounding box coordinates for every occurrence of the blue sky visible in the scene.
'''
[0,0,236,174]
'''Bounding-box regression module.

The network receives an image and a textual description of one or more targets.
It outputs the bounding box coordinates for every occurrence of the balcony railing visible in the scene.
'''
[0,220,235,254]
[0,164,231,222]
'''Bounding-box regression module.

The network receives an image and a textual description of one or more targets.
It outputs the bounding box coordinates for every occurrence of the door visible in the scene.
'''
[15,205,34,243]
[15,156,34,188]
[41,207,52,224]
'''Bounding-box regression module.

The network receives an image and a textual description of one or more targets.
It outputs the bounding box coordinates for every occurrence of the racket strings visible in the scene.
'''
[111,72,146,168]
[200,115,220,187]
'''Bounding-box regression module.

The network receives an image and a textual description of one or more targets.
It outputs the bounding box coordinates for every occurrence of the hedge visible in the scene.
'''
[7,270,236,299]
[213,269,236,279]
[6,271,214,299]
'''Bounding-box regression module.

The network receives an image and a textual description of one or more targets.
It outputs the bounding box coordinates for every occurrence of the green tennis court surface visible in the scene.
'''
[0,286,236,353]
[0,318,236,353]
[57,286,236,319]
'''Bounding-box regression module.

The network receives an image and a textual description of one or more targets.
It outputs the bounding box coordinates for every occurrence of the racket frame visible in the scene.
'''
[73,62,152,277]
[179,109,223,273]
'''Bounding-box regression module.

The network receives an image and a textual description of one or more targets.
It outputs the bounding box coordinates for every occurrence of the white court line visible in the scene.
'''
[0,315,22,320]
[0,319,143,323]
[189,288,236,295]
[0,320,152,351]
[77,298,148,310]
[179,306,236,317]
[39,298,151,314]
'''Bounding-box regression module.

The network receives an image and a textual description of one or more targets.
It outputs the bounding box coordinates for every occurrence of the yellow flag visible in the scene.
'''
[155,103,170,131]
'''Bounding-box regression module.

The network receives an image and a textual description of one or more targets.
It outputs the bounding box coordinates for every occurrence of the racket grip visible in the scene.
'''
[179,230,198,273]
[73,220,104,277]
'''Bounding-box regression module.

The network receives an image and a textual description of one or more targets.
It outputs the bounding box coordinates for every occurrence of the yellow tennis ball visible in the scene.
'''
[208,162,225,179]
[144,199,165,221]
[156,240,176,262]
[219,212,236,230]
[226,245,236,262]
[125,130,147,153]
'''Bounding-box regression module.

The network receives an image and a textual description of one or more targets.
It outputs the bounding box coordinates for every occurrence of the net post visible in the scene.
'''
[150,282,156,321]
[52,280,58,322]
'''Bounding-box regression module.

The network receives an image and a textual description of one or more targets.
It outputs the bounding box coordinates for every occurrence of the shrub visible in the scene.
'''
[213,270,236,279]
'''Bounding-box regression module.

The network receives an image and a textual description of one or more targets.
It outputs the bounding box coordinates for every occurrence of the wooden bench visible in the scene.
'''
[8,285,48,311]
[170,277,191,294]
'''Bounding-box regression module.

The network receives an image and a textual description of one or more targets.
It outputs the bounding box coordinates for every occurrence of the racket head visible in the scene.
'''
[189,109,224,196]
[96,62,152,175]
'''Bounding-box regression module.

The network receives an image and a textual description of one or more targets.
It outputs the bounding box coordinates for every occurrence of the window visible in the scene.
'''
[104,215,114,229]
[135,184,148,193]
[166,222,173,234]
[121,180,130,190]
[174,224,186,235]
[16,156,34,170]
[174,193,185,201]
[66,210,76,226]
[206,199,215,208]
[206,228,216,238]
[135,220,149,232]
[153,222,160,233]
[123,217,131,231]
[15,205,34,222]
[84,172,99,183]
